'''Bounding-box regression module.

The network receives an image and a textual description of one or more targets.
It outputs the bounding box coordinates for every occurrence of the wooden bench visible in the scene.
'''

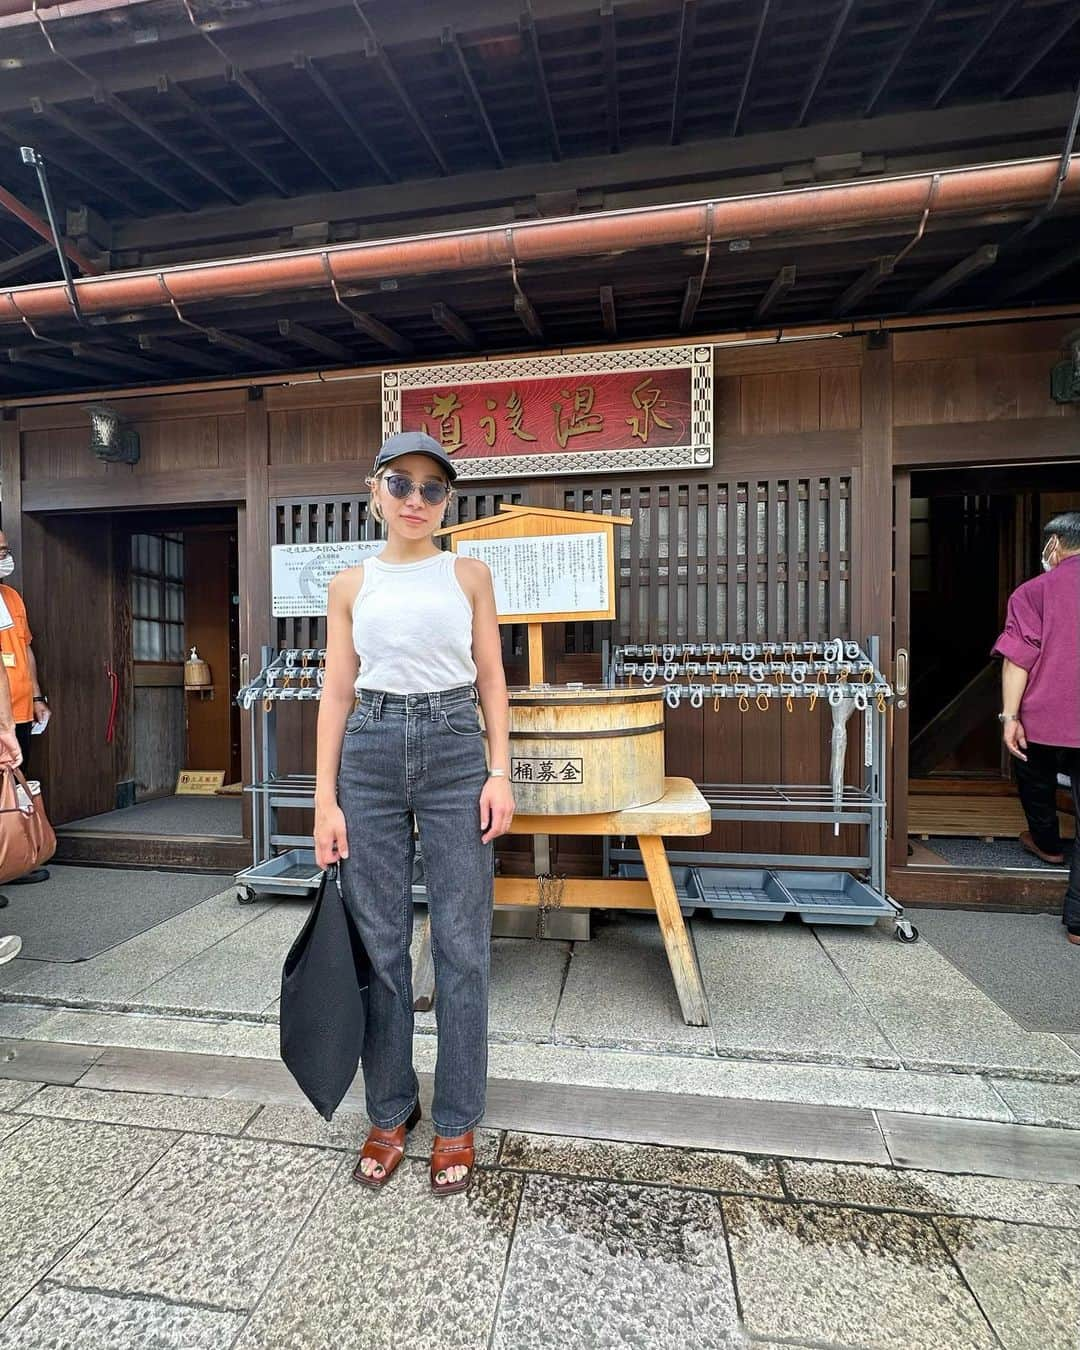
[412,775,712,1026]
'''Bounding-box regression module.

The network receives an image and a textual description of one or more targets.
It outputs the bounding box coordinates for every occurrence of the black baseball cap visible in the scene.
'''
[373,430,459,482]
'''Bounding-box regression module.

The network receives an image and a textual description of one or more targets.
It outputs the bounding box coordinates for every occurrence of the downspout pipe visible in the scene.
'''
[0,155,1076,327]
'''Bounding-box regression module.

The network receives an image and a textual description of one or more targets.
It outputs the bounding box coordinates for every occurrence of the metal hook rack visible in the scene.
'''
[604,636,918,943]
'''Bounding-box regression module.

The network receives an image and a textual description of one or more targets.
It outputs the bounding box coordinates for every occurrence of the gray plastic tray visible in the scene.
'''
[693,867,796,922]
[776,869,892,926]
[618,862,699,917]
[235,848,323,898]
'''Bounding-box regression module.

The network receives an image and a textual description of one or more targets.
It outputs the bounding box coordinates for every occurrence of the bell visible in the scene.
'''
[184,646,212,690]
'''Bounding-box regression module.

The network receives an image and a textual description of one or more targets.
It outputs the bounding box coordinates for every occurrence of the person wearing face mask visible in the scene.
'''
[0,583,29,946]
[992,511,1080,944]
[0,529,50,885]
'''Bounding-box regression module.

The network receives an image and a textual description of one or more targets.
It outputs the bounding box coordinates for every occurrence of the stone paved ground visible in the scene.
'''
[4,885,1080,1130]
[3,878,1080,1345]
[1,1073,1079,1349]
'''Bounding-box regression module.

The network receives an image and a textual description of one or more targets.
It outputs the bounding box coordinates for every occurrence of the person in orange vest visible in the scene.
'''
[0,528,50,884]
[0,580,28,946]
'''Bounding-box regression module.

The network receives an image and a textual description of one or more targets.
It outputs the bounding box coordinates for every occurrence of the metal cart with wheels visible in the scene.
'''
[234,647,325,904]
[604,635,918,944]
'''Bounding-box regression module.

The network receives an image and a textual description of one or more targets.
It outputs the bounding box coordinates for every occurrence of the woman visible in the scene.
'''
[314,429,514,1195]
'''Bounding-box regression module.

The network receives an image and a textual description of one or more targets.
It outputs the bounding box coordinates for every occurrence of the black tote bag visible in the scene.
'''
[279,863,370,1121]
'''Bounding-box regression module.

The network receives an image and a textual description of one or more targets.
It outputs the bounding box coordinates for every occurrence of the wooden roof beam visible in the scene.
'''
[0,242,55,283]
[137,334,235,372]
[832,256,894,316]
[98,89,243,206]
[599,284,616,337]
[732,0,770,135]
[679,274,702,331]
[907,243,998,311]
[159,78,290,198]
[669,0,698,146]
[352,7,449,176]
[998,240,1080,298]
[226,66,345,191]
[26,12,243,209]
[1002,10,1080,98]
[933,0,1023,108]
[753,264,796,321]
[797,0,855,127]
[69,343,163,378]
[431,302,477,348]
[30,99,195,212]
[513,288,544,341]
[863,0,938,117]
[206,328,291,367]
[520,4,562,160]
[277,318,351,363]
[600,0,619,153]
[178,1,346,191]
[0,117,138,215]
[7,347,113,381]
[349,311,414,356]
[441,28,504,169]
[293,54,395,183]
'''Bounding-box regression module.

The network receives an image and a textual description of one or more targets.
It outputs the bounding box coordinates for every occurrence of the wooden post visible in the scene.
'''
[241,387,270,845]
[412,913,436,1011]
[637,833,709,1026]
[0,413,23,566]
[527,622,545,684]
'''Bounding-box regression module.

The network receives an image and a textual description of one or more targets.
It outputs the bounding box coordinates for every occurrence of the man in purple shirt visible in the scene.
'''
[992,511,1080,944]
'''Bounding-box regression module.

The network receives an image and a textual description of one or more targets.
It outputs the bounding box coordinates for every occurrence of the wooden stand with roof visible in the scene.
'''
[410,503,712,1027]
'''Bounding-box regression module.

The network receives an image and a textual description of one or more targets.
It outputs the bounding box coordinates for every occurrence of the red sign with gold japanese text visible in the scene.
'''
[382,346,713,479]
[402,370,689,460]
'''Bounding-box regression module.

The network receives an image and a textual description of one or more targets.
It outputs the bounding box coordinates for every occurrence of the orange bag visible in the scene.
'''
[0,768,56,884]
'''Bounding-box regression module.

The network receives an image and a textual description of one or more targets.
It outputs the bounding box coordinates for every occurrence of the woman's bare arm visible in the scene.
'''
[458,556,514,841]
[314,566,362,863]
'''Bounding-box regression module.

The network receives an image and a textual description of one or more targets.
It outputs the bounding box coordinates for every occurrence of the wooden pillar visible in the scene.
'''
[861,333,904,868]
[240,388,270,838]
[242,387,272,660]
[0,411,23,565]
[858,332,894,652]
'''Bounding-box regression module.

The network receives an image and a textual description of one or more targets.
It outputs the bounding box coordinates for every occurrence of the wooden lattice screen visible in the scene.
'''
[272,484,525,650]
[559,474,854,654]
[272,473,852,655]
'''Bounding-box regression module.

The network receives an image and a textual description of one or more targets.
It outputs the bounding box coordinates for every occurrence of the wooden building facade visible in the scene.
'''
[0,0,1078,905]
[2,310,1077,904]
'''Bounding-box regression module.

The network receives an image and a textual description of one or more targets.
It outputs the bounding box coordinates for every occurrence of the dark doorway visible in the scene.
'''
[26,505,246,863]
[900,464,1079,869]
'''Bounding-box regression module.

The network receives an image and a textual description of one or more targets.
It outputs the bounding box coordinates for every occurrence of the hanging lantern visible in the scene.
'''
[87,403,140,464]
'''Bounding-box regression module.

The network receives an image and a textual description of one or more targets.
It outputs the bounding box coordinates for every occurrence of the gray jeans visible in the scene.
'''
[337,684,493,1134]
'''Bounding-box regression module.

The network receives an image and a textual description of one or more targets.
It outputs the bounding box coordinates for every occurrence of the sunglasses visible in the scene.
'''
[383,473,450,507]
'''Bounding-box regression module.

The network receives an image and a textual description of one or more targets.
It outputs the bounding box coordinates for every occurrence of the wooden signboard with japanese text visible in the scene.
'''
[383,345,713,480]
[438,504,631,682]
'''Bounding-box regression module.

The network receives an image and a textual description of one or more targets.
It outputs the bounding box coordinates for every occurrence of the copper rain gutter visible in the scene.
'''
[0,156,1076,327]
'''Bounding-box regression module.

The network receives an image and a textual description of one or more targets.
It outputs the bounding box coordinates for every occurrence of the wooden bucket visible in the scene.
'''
[507,685,665,814]
[184,647,212,690]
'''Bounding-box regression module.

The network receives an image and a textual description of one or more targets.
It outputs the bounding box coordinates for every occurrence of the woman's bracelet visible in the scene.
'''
[487,768,507,778]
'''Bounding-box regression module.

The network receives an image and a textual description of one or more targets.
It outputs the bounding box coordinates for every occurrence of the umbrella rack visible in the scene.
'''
[233,645,326,904]
[603,636,918,943]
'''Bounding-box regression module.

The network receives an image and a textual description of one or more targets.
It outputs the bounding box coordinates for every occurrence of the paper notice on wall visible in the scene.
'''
[457,532,609,617]
[271,541,384,617]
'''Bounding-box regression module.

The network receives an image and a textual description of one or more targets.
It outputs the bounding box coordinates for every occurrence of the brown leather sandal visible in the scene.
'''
[430,1131,475,1197]
[352,1101,422,1189]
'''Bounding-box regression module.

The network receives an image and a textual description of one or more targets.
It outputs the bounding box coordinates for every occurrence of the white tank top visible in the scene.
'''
[352,550,477,694]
